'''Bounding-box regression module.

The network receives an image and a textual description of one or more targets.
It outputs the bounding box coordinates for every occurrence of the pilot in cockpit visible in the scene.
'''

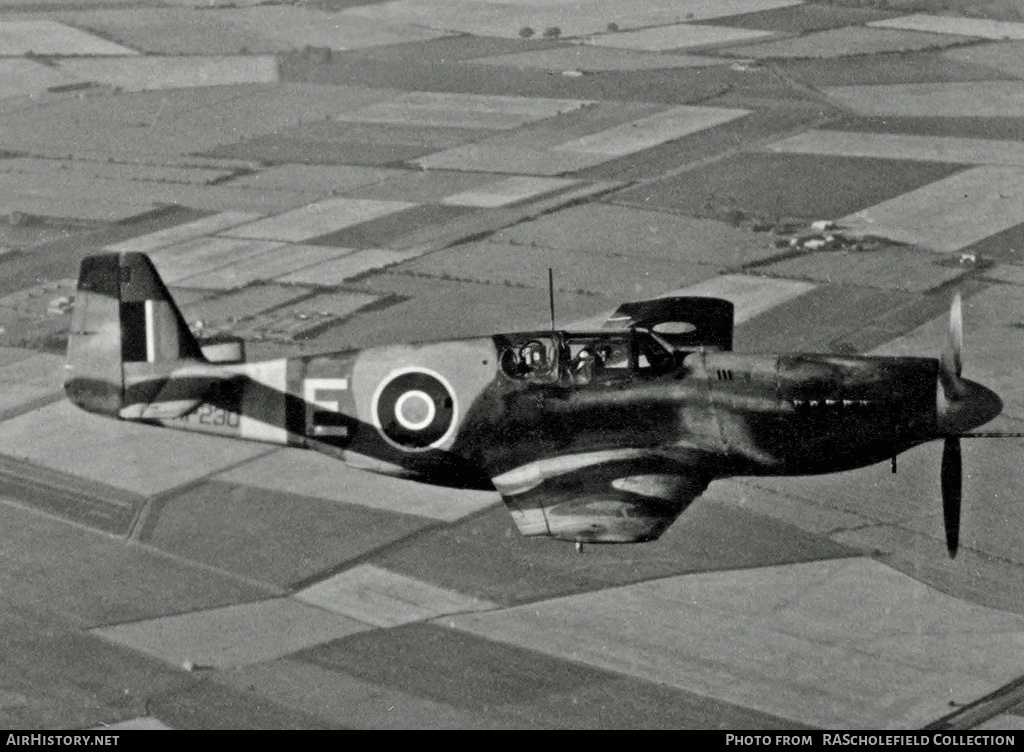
[519,341,549,373]
[573,345,606,385]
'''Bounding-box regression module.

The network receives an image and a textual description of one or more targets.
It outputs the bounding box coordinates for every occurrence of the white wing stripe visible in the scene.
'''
[492,448,649,496]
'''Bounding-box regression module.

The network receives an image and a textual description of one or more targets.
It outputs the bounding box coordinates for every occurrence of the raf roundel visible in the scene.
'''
[372,368,458,450]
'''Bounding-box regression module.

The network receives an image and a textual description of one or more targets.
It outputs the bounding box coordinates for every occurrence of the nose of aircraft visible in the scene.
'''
[937,378,1003,436]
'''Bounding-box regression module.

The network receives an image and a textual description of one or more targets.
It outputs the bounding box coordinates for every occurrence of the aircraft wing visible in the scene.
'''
[490,449,714,543]
[603,296,734,351]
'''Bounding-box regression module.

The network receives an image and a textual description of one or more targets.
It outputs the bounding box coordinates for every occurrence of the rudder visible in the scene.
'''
[118,252,203,365]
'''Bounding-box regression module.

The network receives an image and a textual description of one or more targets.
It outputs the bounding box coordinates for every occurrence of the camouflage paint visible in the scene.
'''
[63,252,1005,544]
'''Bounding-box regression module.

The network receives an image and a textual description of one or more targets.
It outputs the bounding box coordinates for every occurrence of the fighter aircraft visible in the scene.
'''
[65,252,1007,556]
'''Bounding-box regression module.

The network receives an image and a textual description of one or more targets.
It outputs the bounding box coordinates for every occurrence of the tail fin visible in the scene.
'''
[65,252,210,419]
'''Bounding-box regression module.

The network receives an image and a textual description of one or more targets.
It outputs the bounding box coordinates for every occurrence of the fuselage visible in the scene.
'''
[290,328,993,487]
[90,327,998,491]
[455,339,949,483]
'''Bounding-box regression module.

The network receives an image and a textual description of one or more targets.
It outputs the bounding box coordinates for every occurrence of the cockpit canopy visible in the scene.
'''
[497,329,676,385]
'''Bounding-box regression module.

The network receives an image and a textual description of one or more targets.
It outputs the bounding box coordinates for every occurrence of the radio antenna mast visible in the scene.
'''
[548,268,556,333]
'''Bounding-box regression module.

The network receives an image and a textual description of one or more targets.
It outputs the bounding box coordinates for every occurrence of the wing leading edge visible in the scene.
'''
[491,449,713,543]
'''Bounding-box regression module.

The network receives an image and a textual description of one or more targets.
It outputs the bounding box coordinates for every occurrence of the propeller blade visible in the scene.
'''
[940,292,964,399]
[941,437,962,558]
